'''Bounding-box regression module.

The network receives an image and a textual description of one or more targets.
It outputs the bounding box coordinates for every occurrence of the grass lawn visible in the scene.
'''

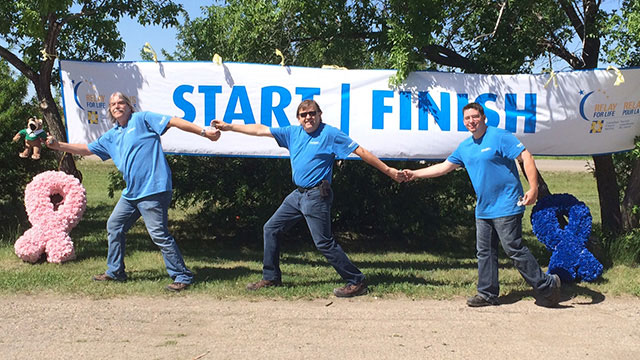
[1,159,638,299]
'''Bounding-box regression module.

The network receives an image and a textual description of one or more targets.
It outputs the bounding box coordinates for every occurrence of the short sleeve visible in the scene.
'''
[447,147,464,167]
[270,126,292,149]
[332,130,358,159]
[88,133,112,161]
[501,133,526,160]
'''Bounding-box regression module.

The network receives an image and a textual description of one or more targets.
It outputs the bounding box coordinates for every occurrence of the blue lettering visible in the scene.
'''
[341,84,350,135]
[475,93,500,127]
[505,93,537,133]
[457,94,469,131]
[372,90,394,129]
[418,92,450,131]
[261,86,291,127]
[199,85,222,126]
[296,87,321,100]
[223,86,255,124]
[399,91,412,130]
[173,85,196,121]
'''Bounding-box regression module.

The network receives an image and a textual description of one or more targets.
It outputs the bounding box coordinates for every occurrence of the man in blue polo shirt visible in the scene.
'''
[403,102,561,307]
[47,91,221,292]
[214,100,404,297]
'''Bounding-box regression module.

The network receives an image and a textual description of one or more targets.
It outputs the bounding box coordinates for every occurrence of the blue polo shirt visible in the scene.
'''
[447,126,526,219]
[270,123,358,188]
[88,111,172,200]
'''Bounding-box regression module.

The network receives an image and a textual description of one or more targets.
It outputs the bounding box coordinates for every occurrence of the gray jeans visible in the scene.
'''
[475,214,555,300]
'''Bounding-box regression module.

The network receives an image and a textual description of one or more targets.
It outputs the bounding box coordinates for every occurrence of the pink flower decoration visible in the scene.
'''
[14,171,86,263]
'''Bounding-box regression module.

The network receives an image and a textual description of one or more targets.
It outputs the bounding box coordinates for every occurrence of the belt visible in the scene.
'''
[297,184,321,193]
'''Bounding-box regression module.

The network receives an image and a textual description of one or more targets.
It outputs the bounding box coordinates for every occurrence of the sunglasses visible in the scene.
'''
[298,111,317,118]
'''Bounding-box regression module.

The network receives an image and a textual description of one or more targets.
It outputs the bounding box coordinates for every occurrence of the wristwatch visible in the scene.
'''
[200,128,206,137]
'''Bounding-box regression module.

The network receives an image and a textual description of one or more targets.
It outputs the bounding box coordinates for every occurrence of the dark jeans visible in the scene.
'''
[476,214,554,301]
[262,187,365,285]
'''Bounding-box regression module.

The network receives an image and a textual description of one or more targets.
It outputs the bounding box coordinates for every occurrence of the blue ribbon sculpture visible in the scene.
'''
[531,193,603,282]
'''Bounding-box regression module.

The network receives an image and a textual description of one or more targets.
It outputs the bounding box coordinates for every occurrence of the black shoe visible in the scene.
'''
[333,282,368,298]
[466,294,499,307]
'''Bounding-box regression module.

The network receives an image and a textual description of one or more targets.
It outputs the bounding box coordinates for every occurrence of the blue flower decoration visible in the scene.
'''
[531,193,603,282]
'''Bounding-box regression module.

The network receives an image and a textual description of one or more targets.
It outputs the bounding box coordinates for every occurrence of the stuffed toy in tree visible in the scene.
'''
[12,117,47,160]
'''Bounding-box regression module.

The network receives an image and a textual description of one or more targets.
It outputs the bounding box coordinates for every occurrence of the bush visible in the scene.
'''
[604,228,640,266]
[165,156,476,252]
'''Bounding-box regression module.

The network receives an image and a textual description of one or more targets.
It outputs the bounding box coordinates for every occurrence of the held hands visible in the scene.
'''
[202,127,221,141]
[387,168,408,183]
[402,169,416,182]
[212,120,231,131]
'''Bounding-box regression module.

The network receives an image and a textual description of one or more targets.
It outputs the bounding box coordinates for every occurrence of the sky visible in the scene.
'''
[116,0,212,61]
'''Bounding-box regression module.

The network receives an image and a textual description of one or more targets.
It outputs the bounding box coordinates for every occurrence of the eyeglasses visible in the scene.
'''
[298,111,317,118]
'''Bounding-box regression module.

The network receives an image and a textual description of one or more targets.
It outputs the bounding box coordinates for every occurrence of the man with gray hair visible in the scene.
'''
[47,92,221,291]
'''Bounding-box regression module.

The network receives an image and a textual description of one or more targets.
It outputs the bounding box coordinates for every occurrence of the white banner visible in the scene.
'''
[60,60,640,159]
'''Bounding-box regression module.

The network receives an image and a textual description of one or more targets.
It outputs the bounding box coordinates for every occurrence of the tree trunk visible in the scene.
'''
[36,81,82,181]
[621,158,640,230]
[593,155,622,233]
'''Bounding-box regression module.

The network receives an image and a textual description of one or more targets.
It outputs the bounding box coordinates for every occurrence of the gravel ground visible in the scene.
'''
[1,294,639,360]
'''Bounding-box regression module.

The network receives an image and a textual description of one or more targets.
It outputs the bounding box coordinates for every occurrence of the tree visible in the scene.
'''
[383,0,633,234]
[0,0,184,178]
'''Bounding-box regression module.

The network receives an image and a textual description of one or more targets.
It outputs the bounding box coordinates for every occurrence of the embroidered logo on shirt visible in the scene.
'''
[517,143,524,148]
[481,147,492,152]
[309,141,320,145]
[127,127,136,134]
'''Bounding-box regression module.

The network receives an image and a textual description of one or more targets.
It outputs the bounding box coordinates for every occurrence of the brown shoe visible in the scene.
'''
[92,273,125,282]
[246,279,282,291]
[333,282,368,298]
[166,282,190,292]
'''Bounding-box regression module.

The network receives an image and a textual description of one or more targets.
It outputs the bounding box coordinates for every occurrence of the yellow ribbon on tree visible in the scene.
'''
[275,49,285,66]
[321,65,348,70]
[606,65,625,86]
[543,68,558,88]
[212,53,223,65]
[40,48,57,61]
[143,42,158,63]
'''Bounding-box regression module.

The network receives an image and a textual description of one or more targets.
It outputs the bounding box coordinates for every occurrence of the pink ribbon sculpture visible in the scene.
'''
[14,171,86,263]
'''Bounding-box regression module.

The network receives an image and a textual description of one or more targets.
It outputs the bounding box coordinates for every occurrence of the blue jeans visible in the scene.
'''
[262,187,365,285]
[105,191,193,284]
[476,214,554,301]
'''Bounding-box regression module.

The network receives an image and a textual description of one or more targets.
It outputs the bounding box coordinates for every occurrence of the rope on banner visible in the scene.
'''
[212,53,223,65]
[606,65,625,86]
[143,42,158,63]
[275,49,285,66]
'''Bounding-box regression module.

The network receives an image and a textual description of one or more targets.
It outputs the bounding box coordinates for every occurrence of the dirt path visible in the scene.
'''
[1,294,638,359]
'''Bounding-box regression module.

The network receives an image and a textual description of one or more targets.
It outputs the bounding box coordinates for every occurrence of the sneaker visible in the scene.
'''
[333,282,368,298]
[92,273,125,282]
[166,282,190,292]
[246,279,282,291]
[466,294,499,307]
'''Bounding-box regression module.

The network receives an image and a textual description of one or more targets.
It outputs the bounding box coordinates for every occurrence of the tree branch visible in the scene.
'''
[0,45,37,83]
[419,44,481,73]
[558,0,585,41]
[538,38,584,68]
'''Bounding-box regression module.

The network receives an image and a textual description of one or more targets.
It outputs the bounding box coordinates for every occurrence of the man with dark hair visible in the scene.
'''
[403,102,561,307]
[214,100,404,297]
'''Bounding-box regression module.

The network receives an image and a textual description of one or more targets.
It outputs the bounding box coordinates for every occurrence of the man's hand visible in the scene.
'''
[202,127,221,141]
[212,120,231,131]
[521,187,538,206]
[46,134,59,150]
[402,169,416,181]
[388,167,406,183]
